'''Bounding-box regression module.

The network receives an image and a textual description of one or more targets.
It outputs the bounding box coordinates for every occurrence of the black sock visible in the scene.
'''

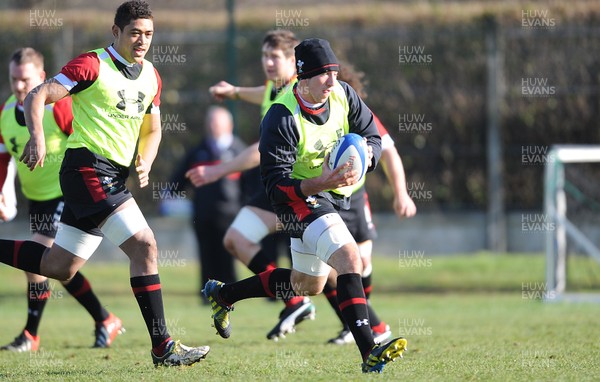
[0,240,45,274]
[130,274,170,349]
[64,272,109,323]
[247,250,277,275]
[24,280,51,336]
[219,268,295,305]
[362,274,382,327]
[337,273,374,359]
[323,281,348,330]
[362,273,372,299]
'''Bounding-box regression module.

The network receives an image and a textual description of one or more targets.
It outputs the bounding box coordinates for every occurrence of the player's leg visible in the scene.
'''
[55,217,123,349]
[207,219,238,284]
[201,201,338,340]
[0,268,49,352]
[0,220,54,352]
[224,204,314,339]
[101,198,209,366]
[317,213,405,373]
[202,254,325,340]
[194,219,237,302]
[325,240,391,345]
[0,220,102,351]
[357,241,392,344]
[36,198,123,349]
[224,206,275,268]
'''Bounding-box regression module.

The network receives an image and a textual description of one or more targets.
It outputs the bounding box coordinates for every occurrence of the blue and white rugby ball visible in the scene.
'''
[328,133,369,182]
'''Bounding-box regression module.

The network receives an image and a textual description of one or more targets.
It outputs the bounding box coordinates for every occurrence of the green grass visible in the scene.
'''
[0,253,599,381]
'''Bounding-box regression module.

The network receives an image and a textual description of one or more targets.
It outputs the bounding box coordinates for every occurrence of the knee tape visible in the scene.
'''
[229,207,270,244]
[100,204,149,246]
[54,223,103,260]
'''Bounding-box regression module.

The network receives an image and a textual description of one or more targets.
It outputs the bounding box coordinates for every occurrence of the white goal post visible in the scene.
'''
[544,144,600,299]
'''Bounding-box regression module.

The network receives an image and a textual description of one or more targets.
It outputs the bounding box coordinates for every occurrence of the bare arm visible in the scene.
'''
[380,146,416,218]
[209,81,265,105]
[22,79,69,170]
[185,141,260,187]
[136,113,162,188]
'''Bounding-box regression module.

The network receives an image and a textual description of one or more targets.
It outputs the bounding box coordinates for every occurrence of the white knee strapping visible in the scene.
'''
[358,240,373,258]
[54,223,103,260]
[100,204,149,246]
[229,207,270,244]
[362,262,373,277]
[0,158,17,222]
[290,238,331,277]
[302,213,355,263]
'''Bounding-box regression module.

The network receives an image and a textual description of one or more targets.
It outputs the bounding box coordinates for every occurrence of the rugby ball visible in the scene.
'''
[328,133,369,182]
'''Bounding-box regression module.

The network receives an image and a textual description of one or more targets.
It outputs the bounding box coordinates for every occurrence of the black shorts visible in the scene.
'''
[273,194,339,238]
[338,188,377,243]
[245,187,275,212]
[28,197,64,238]
[59,148,132,233]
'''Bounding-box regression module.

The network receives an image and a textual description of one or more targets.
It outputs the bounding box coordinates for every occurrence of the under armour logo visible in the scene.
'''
[116,90,146,113]
[9,137,19,154]
[297,60,304,73]
[356,319,369,327]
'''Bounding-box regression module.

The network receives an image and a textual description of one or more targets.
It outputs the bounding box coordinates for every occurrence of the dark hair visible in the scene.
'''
[338,61,367,99]
[10,47,44,69]
[263,29,298,58]
[114,0,153,30]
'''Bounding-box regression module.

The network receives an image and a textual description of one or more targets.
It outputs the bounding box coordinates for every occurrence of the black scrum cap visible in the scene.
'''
[295,38,340,80]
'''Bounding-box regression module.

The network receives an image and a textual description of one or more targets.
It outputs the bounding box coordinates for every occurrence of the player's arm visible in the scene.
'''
[380,145,416,218]
[0,121,9,192]
[186,141,260,187]
[259,105,354,203]
[209,81,265,105]
[0,140,10,221]
[22,79,69,170]
[136,113,161,188]
[136,68,163,188]
[299,157,355,197]
[341,81,381,172]
[372,113,416,218]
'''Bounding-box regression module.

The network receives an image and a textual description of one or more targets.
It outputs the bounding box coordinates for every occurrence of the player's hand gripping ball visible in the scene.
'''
[328,133,369,182]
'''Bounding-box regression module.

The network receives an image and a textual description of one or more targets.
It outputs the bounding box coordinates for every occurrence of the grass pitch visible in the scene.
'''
[0,253,598,381]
